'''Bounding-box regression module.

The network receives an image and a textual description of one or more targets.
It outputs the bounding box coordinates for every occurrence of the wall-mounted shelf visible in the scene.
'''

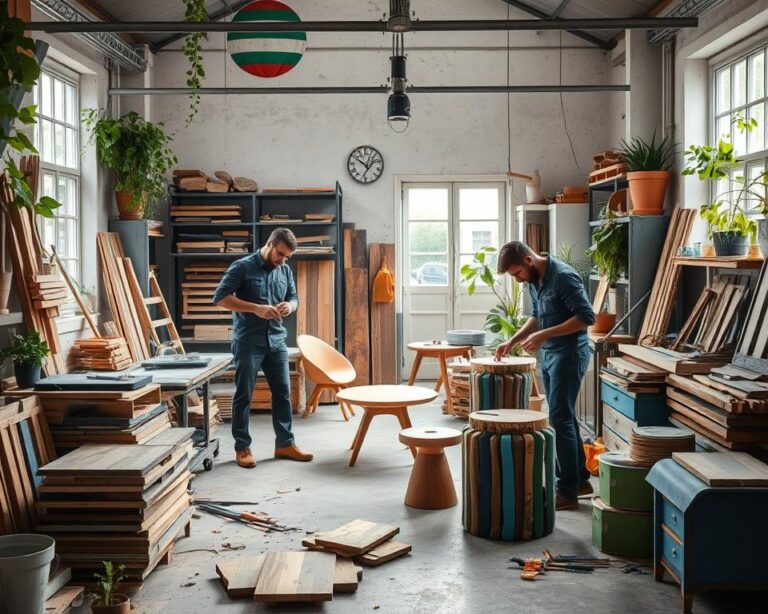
[673,256,764,269]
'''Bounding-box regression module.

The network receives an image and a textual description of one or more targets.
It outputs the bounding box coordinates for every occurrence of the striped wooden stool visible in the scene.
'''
[462,410,556,541]
[469,357,543,411]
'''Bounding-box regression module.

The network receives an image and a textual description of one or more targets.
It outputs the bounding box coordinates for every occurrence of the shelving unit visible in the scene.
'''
[167,184,344,353]
[588,175,627,222]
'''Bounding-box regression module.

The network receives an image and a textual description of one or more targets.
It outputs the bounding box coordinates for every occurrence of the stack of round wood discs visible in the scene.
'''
[469,357,537,414]
[629,426,695,466]
[462,410,555,542]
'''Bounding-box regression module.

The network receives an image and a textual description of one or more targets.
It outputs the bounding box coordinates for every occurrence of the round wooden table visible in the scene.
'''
[406,341,473,415]
[399,426,463,509]
[336,385,439,467]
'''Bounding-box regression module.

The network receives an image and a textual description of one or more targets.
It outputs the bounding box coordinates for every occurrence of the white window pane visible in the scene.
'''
[747,164,765,212]
[749,52,765,102]
[41,217,55,250]
[41,119,53,163]
[733,60,747,108]
[459,221,499,254]
[748,103,765,153]
[717,68,731,114]
[409,221,448,253]
[41,74,52,116]
[409,256,448,286]
[65,219,78,258]
[42,173,55,198]
[53,79,64,121]
[458,188,499,219]
[57,176,68,209]
[716,115,730,142]
[65,259,78,281]
[54,123,65,166]
[734,121,747,156]
[65,84,76,125]
[68,178,78,217]
[65,127,77,168]
[407,189,448,220]
[715,175,730,204]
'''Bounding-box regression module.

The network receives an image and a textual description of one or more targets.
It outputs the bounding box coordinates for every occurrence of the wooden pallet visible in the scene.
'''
[588,162,627,185]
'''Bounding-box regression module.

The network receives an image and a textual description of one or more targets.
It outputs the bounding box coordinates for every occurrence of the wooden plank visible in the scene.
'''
[253,551,335,603]
[738,261,768,357]
[673,451,768,486]
[297,260,335,402]
[44,585,84,614]
[344,268,370,386]
[39,444,175,477]
[670,288,714,351]
[315,519,399,556]
[355,539,412,567]
[369,243,397,384]
[333,558,361,592]
[666,374,743,412]
[216,555,266,597]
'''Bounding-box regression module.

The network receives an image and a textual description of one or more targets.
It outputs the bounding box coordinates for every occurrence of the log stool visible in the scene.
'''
[463,409,556,541]
[399,427,463,510]
[469,357,543,412]
[406,341,472,415]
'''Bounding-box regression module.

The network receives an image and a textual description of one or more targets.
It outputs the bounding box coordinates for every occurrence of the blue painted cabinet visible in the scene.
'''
[647,459,768,613]
[601,380,668,450]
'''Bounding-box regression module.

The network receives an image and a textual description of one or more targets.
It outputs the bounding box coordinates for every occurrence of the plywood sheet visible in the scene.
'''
[252,551,334,603]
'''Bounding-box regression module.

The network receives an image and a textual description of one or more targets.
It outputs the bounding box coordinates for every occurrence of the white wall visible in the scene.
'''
[140,0,618,243]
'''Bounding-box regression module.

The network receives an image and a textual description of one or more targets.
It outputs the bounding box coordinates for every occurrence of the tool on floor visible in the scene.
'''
[509,557,596,574]
[196,503,289,532]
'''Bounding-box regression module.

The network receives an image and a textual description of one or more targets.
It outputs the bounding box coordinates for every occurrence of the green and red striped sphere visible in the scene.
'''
[227,0,306,78]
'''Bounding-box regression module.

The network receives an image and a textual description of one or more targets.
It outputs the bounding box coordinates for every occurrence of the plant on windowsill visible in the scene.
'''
[585,208,628,333]
[683,115,759,257]
[0,330,50,388]
[617,132,677,215]
[82,109,178,220]
[460,246,527,352]
[90,561,129,614]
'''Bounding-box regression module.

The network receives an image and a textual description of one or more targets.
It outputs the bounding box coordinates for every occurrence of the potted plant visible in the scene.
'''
[91,561,129,614]
[0,330,50,388]
[460,246,527,351]
[82,110,177,220]
[697,201,756,257]
[618,132,677,214]
[586,209,629,333]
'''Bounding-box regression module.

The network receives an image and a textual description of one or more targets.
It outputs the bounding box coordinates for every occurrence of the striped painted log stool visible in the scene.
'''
[399,427,463,510]
[462,410,556,541]
[469,357,543,412]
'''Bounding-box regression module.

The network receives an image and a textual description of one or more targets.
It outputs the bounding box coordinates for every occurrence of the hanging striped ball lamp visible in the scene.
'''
[227,0,306,78]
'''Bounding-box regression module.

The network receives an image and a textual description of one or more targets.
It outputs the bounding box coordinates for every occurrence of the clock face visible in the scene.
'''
[347,146,384,184]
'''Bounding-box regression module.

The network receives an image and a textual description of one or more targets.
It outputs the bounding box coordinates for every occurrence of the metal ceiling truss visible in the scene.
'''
[32,0,147,72]
[647,0,723,45]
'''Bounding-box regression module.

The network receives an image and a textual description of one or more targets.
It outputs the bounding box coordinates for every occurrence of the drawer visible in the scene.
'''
[602,403,634,442]
[601,380,668,425]
[601,381,636,420]
[661,497,684,539]
[602,424,629,452]
[661,526,684,580]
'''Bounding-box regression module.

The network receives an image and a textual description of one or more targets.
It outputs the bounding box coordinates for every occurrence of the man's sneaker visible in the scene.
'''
[235,448,257,468]
[578,481,595,497]
[275,444,313,462]
[555,491,579,511]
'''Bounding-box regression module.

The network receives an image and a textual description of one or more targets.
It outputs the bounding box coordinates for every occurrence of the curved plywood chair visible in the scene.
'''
[297,334,357,420]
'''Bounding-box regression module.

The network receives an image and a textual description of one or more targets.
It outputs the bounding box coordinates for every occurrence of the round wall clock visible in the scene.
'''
[347,145,384,184]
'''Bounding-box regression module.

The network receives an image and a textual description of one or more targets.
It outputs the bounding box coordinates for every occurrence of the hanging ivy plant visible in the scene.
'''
[182,0,207,126]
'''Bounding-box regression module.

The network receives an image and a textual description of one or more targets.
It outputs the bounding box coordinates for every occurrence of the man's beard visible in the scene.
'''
[527,264,539,284]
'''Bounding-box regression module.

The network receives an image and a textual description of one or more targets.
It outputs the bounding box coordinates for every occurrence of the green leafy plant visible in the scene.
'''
[82,109,177,214]
[557,240,590,286]
[460,246,527,350]
[698,200,756,240]
[182,0,207,126]
[0,331,50,367]
[617,132,677,172]
[586,209,628,286]
[92,561,125,607]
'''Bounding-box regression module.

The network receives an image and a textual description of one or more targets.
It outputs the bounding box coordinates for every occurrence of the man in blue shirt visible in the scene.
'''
[495,241,595,510]
[214,228,313,468]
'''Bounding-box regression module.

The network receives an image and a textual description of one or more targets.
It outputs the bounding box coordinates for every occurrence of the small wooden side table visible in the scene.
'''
[406,341,472,415]
[336,385,439,467]
[399,427,463,509]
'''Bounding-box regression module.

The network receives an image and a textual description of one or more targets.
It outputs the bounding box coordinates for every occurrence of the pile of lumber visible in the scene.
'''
[671,274,751,353]
[186,398,221,433]
[172,169,258,193]
[171,204,242,224]
[250,358,306,413]
[303,519,411,567]
[589,150,627,185]
[224,229,251,253]
[629,426,695,466]
[666,370,768,449]
[211,381,235,421]
[638,208,697,347]
[182,262,231,326]
[35,432,194,586]
[295,234,335,255]
[555,185,587,204]
[194,324,233,341]
[443,358,471,417]
[68,336,132,371]
[1,155,66,374]
[619,343,730,375]
[602,355,667,392]
[30,275,69,309]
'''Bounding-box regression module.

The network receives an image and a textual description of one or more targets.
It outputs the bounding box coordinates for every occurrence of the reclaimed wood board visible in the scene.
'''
[216,555,266,597]
[297,260,335,402]
[315,519,399,556]
[333,558,362,592]
[344,268,370,386]
[252,551,335,603]
[672,451,768,486]
[734,260,768,374]
[38,443,175,477]
[355,539,412,567]
[369,243,397,384]
[44,585,84,614]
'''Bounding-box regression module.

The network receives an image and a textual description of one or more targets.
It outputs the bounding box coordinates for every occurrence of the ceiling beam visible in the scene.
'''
[72,0,142,45]
[150,0,252,53]
[550,0,572,19]
[26,17,698,35]
[500,1,613,49]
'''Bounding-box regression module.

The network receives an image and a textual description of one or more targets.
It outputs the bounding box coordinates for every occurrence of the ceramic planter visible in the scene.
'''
[626,171,671,214]
[590,312,617,334]
[758,219,768,258]
[13,361,41,389]
[712,230,748,257]
[91,594,130,614]
[115,191,146,220]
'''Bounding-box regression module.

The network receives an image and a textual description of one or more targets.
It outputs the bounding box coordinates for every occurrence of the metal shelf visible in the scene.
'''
[171,253,245,258]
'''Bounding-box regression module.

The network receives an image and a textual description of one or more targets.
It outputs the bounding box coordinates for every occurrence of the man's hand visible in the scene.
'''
[276,302,292,317]
[520,331,549,354]
[495,339,515,361]
[252,304,280,320]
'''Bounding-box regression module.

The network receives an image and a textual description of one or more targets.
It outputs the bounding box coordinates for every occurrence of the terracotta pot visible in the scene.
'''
[590,312,616,334]
[91,594,130,614]
[748,244,762,259]
[626,171,671,214]
[115,191,146,220]
[0,271,12,314]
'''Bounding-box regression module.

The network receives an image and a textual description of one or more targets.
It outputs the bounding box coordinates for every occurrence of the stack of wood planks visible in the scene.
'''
[443,358,471,417]
[343,224,370,387]
[302,519,411,567]
[173,169,258,193]
[211,380,235,421]
[602,355,667,392]
[637,208,697,347]
[182,262,231,329]
[35,431,194,586]
[619,343,730,375]
[170,203,242,224]
[186,399,221,432]
[30,275,69,310]
[68,337,132,371]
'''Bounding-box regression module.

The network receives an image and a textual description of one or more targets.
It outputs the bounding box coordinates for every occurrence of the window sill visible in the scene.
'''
[0,312,24,327]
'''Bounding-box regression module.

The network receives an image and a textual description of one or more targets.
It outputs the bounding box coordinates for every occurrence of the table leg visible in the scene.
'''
[433,373,443,393]
[407,352,423,385]
[179,391,189,428]
[438,356,453,415]
[349,410,374,467]
[202,381,210,446]
[394,408,416,458]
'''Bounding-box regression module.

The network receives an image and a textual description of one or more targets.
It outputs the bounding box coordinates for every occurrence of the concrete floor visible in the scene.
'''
[75,395,763,613]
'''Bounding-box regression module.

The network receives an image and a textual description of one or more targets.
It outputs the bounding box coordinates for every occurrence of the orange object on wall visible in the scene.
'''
[372,256,394,303]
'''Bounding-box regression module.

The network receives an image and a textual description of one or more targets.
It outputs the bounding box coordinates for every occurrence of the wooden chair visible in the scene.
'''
[297,335,357,420]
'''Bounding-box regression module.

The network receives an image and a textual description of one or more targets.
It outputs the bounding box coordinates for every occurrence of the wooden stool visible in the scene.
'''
[469,357,542,412]
[406,341,472,415]
[399,427,463,509]
[336,385,438,466]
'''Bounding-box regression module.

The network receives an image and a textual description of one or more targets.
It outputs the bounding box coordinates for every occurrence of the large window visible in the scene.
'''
[32,65,81,282]
[713,44,768,211]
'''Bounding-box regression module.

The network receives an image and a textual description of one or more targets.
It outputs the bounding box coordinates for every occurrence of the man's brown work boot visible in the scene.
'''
[274,444,313,462]
[235,448,257,468]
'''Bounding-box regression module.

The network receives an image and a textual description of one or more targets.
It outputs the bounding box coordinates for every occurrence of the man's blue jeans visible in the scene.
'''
[231,340,294,451]
[540,342,592,499]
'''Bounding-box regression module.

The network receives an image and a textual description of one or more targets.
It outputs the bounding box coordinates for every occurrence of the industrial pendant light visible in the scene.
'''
[388,31,410,133]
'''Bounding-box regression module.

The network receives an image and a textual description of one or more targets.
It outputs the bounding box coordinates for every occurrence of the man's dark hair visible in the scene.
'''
[267,227,297,251]
[497,241,535,274]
